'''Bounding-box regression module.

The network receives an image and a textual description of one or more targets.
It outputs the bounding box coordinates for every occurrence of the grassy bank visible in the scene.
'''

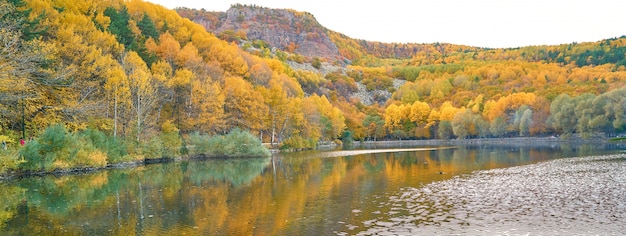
[0,125,270,179]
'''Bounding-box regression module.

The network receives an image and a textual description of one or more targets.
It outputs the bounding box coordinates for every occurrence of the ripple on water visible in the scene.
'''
[356,154,626,235]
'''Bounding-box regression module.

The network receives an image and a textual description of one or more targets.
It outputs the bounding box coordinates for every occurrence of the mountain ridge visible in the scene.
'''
[176,4,487,63]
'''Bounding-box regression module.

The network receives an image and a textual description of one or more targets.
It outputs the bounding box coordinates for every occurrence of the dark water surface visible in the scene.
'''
[0,142,624,235]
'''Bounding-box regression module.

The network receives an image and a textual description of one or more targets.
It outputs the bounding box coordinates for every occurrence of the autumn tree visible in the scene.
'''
[259,78,292,145]
[103,57,129,137]
[189,79,225,135]
[409,101,431,126]
[0,1,73,136]
[122,51,158,141]
[363,114,385,141]
[223,76,267,133]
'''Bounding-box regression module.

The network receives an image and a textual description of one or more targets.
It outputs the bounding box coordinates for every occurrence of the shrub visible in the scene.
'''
[280,135,316,150]
[140,136,164,159]
[19,124,111,172]
[341,130,354,146]
[0,150,21,175]
[79,128,128,163]
[19,124,70,172]
[221,128,270,157]
[87,150,108,168]
[188,132,208,155]
[159,131,182,158]
[189,129,270,158]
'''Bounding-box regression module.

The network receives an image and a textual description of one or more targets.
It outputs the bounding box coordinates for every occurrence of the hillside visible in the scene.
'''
[177,4,487,65]
[178,4,341,60]
[1,0,626,166]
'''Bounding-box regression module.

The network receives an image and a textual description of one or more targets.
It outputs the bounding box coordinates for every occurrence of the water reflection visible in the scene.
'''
[0,143,622,235]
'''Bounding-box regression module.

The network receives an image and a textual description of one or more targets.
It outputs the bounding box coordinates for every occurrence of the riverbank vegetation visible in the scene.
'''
[1,0,626,175]
[1,124,269,176]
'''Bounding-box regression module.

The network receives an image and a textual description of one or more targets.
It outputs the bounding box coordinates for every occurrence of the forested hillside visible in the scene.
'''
[1,0,626,171]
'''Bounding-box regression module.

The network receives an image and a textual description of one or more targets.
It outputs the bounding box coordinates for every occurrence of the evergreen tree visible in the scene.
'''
[104,6,134,48]
[137,13,159,40]
[3,0,47,40]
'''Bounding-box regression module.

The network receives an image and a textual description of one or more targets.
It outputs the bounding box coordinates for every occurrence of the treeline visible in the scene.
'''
[378,87,626,140]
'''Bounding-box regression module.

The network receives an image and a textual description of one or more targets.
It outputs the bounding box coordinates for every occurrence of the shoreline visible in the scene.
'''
[1,137,621,182]
[356,136,610,146]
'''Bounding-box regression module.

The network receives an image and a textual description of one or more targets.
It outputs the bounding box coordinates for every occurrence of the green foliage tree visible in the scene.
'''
[104,6,134,48]
[489,117,507,137]
[137,13,159,40]
[438,120,453,139]
[519,109,533,136]
[549,94,577,137]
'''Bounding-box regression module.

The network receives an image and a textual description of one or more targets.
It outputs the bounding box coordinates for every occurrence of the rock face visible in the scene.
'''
[351,80,406,106]
[187,5,342,60]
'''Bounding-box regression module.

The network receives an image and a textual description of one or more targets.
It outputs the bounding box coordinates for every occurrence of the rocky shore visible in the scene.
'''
[360,153,626,235]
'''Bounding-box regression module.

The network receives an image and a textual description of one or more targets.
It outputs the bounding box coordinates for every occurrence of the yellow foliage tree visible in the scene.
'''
[409,101,431,126]
[223,76,267,133]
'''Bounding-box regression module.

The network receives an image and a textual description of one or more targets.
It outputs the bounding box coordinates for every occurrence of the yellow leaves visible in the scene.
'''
[173,24,191,43]
[426,109,440,128]
[467,94,484,113]
[276,74,304,98]
[384,104,409,131]
[224,76,267,132]
[304,95,346,140]
[161,120,179,133]
[123,51,150,82]
[86,150,108,168]
[265,58,286,74]
[438,101,461,121]
[189,79,225,134]
[170,68,193,87]
[176,43,203,69]
[150,60,173,82]
[145,37,158,54]
[409,101,431,126]
[93,10,111,29]
[484,92,537,121]
[155,32,181,65]
[249,63,272,85]
[128,19,142,37]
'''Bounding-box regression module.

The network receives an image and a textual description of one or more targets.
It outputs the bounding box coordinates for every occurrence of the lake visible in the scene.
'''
[1,141,625,235]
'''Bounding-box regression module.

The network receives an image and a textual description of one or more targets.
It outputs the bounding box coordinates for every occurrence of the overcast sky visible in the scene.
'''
[144,0,625,48]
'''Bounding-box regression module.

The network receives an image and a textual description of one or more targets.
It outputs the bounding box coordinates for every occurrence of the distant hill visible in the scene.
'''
[178,4,341,60]
[176,4,485,63]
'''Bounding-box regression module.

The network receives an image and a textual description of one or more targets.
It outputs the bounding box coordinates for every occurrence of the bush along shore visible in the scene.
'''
[0,125,271,180]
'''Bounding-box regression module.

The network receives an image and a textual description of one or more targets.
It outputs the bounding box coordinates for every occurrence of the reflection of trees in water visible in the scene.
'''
[1,144,622,235]
[186,158,271,187]
[0,158,271,234]
[0,185,24,229]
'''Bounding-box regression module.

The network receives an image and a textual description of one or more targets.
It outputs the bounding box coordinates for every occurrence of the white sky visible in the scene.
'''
[144,0,626,48]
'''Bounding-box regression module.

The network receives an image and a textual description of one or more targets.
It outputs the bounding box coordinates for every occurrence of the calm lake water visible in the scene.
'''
[1,142,625,235]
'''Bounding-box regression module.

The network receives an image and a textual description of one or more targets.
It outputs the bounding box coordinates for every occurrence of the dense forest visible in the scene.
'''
[1,0,625,173]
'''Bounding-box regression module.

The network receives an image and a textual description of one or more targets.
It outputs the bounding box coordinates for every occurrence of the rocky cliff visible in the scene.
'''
[179,5,342,60]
